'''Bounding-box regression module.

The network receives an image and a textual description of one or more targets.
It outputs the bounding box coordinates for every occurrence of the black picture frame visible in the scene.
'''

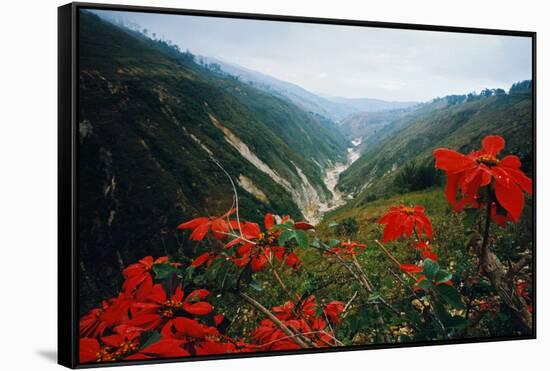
[58,2,537,368]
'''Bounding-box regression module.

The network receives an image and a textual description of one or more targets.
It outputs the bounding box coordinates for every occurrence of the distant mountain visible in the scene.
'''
[328,96,418,114]
[336,107,416,141]
[199,56,356,121]
[337,86,533,205]
[200,57,417,122]
[78,11,347,309]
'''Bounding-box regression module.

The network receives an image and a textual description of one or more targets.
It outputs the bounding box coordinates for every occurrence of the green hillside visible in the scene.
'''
[337,91,533,206]
[78,11,347,310]
[337,107,416,141]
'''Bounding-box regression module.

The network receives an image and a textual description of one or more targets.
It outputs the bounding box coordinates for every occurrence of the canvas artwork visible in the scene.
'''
[60,4,535,367]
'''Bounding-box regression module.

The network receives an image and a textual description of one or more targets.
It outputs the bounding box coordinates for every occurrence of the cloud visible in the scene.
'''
[91,9,532,102]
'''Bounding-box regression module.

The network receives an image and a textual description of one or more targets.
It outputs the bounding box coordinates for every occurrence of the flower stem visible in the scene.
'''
[481,190,492,260]
[374,240,415,280]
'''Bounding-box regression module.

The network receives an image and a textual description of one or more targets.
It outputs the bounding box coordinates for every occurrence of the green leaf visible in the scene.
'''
[327,221,339,228]
[139,330,161,349]
[435,284,465,310]
[185,265,195,280]
[417,276,432,291]
[294,230,308,249]
[434,270,453,284]
[384,275,394,289]
[278,229,295,246]
[423,259,440,281]
[444,315,468,330]
[327,239,340,248]
[152,263,177,280]
[249,280,263,292]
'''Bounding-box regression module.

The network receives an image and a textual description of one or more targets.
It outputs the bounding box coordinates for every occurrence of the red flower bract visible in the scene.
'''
[415,241,438,261]
[400,264,423,273]
[433,135,532,222]
[378,205,433,242]
[250,296,340,351]
[79,256,243,364]
[177,208,238,241]
[129,284,213,330]
[122,256,168,294]
[325,241,366,257]
[323,301,346,326]
[224,213,302,272]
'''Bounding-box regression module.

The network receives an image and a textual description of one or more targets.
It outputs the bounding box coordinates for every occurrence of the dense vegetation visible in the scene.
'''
[337,107,415,141]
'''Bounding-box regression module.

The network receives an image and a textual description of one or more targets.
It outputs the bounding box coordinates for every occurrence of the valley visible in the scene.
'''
[317,137,362,220]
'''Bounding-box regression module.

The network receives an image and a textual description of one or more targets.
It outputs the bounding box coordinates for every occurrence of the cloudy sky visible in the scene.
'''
[90,9,532,102]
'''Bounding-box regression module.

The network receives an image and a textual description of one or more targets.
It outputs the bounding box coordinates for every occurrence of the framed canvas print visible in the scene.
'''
[58,2,536,368]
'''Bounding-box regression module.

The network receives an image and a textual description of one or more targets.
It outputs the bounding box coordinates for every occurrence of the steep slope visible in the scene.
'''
[337,90,533,205]
[78,11,347,309]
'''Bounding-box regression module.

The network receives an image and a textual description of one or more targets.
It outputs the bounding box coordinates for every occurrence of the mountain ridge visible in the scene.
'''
[200,56,418,122]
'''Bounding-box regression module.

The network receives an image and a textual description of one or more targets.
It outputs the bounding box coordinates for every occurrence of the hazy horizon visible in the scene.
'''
[90,9,532,102]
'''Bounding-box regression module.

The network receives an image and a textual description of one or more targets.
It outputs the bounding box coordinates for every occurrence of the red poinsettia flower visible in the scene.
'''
[80,338,103,363]
[177,208,238,241]
[129,284,213,330]
[225,213,302,272]
[122,256,169,294]
[230,242,270,272]
[98,293,137,327]
[434,135,532,222]
[323,301,346,326]
[251,296,337,351]
[224,221,263,248]
[79,300,110,338]
[79,325,143,363]
[159,316,240,356]
[251,319,303,351]
[224,212,280,248]
[378,205,433,242]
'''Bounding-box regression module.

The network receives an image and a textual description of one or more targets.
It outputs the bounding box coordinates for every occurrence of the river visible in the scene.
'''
[318,137,362,216]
